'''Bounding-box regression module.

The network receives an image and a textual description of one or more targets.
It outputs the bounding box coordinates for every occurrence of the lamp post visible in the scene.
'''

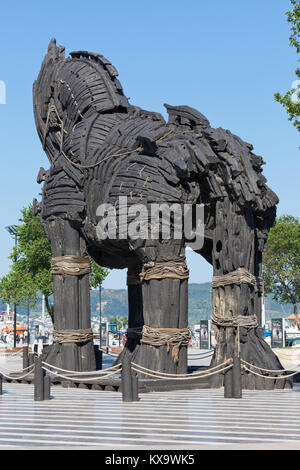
[5,225,18,349]
[27,303,30,346]
[99,283,102,350]
[41,294,45,337]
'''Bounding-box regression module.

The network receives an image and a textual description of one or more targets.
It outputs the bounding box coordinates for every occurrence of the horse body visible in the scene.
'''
[33,39,288,389]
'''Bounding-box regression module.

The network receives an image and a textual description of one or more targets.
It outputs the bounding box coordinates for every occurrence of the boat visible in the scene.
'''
[0,307,28,342]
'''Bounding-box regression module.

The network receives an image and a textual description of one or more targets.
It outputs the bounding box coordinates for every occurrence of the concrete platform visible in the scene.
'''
[0,382,299,449]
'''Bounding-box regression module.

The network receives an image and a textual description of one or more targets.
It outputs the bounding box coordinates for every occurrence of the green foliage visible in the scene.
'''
[89,261,109,289]
[0,205,51,313]
[0,204,109,321]
[263,215,300,315]
[0,268,37,309]
[274,0,300,132]
[13,206,53,299]
[288,0,300,54]
[109,315,128,330]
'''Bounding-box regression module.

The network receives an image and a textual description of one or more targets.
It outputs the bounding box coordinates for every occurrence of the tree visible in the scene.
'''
[1,204,109,325]
[274,0,300,131]
[109,315,128,330]
[89,261,109,292]
[263,215,300,326]
[10,205,53,319]
[0,205,52,320]
[0,268,37,310]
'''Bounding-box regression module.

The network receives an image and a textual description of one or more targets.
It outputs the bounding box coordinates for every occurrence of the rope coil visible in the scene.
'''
[211,313,258,329]
[140,260,189,282]
[51,255,91,276]
[140,325,191,363]
[53,328,94,344]
[212,267,263,293]
[127,259,189,285]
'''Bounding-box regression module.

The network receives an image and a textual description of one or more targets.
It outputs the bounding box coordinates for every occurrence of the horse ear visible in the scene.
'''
[45,37,65,60]
[48,37,57,52]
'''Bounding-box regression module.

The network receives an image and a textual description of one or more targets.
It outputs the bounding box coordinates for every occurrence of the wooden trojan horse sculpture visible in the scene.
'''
[33,38,290,389]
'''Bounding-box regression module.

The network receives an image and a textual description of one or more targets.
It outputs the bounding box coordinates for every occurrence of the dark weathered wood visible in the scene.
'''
[94,345,103,370]
[23,346,29,370]
[43,375,51,400]
[232,356,242,399]
[134,273,188,377]
[224,327,235,398]
[131,371,139,402]
[42,219,96,372]
[34,356,44,401]
[122,355,133,402]
[210,199,290,390]
[32,39,286,390]
[28,352,35,368]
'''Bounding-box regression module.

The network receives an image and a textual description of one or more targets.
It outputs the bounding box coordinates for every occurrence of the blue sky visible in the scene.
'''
[0,0,299,289]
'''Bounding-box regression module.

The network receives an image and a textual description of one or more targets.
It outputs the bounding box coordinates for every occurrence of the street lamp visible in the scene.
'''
[5,225,18,238]
[99,283,102,349]
[27,303,30,346]
[5,225,18,348]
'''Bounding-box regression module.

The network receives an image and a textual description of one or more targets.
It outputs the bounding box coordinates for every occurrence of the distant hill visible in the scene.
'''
[1,283,298,325]
[90,283,298,324]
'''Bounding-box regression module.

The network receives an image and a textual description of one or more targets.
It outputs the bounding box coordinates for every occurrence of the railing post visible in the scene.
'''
[224,324,243,399]
[34,356,45,401]
[29,352,35,368]
[224,360,233,398]
[131,369,139,402]
[224,355,242,399]
[122,355,133,402]
[232,355,242,399]
[0,374,2,395]
[99,348,103,370]
[94,345,103,370]
[43,374,51,400]
[23,346,29,370]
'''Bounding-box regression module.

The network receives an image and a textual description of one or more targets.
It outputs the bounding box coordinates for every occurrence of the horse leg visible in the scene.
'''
[131,242,189,376]
[43,218,96,372]
[210,199,291,390]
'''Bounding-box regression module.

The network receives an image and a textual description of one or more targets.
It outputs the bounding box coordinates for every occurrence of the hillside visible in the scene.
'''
[1,283,298,325]
[90,283,298,324]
